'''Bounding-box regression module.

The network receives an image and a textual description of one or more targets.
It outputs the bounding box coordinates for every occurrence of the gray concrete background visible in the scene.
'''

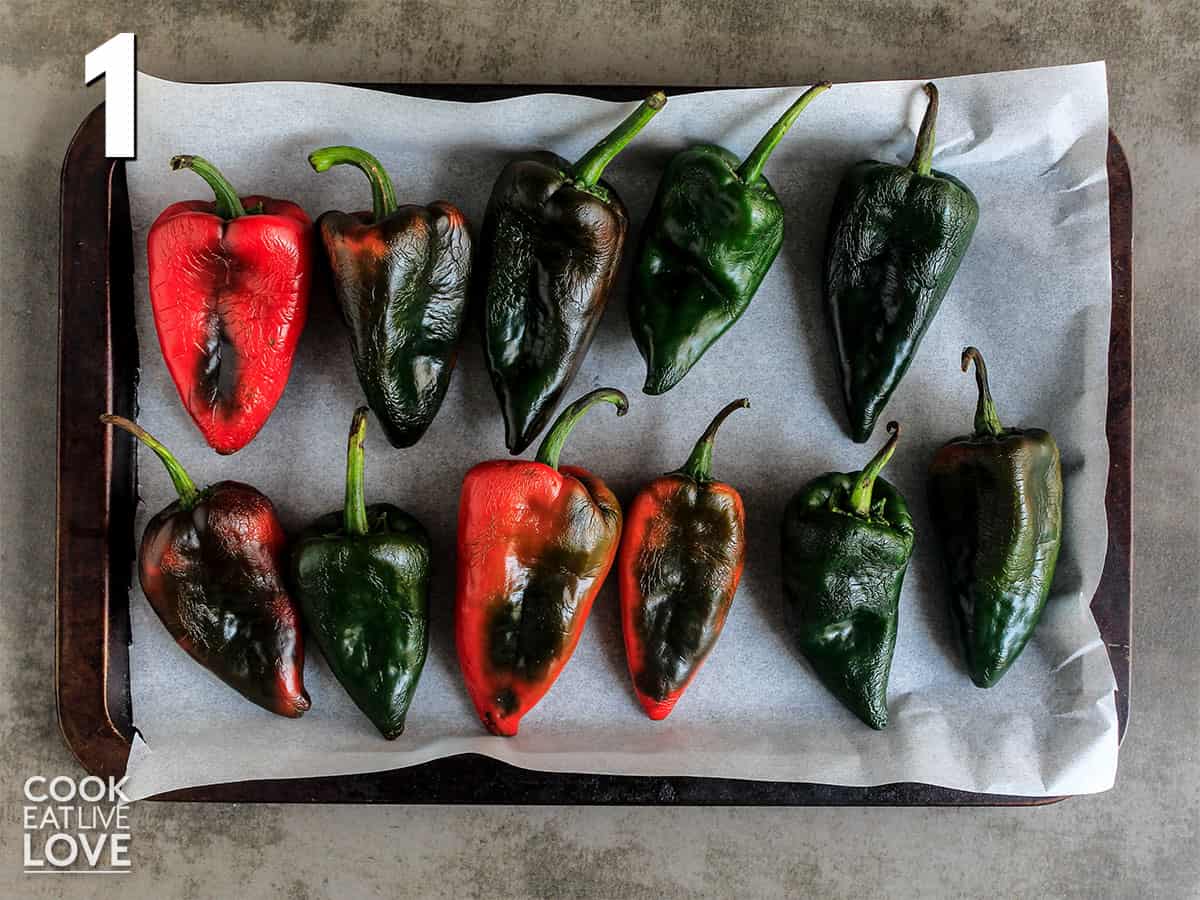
[1,1,1196,897]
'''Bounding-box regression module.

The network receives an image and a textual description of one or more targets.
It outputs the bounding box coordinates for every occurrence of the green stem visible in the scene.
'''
[962,347,1004,437]
[848,421,901,518]
[908,82,939,177]
[101,415,200,510]
[343,407,371,536]
[535,388,629,471]
[572,92,667,188]
[170,155,248,219]
[676,398,749,482]
[736,82,832,183]
[308,146,398,223]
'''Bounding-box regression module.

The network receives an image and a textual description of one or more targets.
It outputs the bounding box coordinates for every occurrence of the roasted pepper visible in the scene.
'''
[824,83,979,442]
[479,94,665,454]
[631,84,831,394]
[780,422,912,729]
[101,415,309,717]
[148,155,312,454]
[928,348,1063,687]
[456,388,627,736]
[618,398,749,719]
[291,407,431,738]
[309,146,472,448]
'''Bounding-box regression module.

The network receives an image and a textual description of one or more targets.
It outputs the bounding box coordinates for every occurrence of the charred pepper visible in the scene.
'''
[780,422,912,729]
[310,146,472,448]
[101,415,309,716]
[148,155,312,454]
[619,399,749,719]
[631,84,831,394]
[479,93,665,454]
[928,347,1063,688]
[291,408,431,738]
[456,388,627,736]
[824,83,979,442]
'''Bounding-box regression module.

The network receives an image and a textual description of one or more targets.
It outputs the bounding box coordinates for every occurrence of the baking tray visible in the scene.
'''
[56,85,1132,805]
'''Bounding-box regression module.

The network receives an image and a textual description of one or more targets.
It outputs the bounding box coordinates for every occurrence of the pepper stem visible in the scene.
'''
[962,347,1004,437]
[535,388,629,471]
[572,92,667,189]
[170,155,248,220]
[848,421,901,518]
[308,146,399,223]
[343,407,371,536]
[676,398,749,482]
[101,415,200,510]
[908,83,939,177]
[736,82,832,184]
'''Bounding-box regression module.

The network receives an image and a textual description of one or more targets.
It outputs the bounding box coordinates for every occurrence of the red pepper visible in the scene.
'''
[456,388,627,736]
[148,155,312,454]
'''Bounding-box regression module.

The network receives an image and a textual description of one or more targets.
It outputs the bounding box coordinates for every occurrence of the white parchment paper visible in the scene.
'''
[121,63,1118,799]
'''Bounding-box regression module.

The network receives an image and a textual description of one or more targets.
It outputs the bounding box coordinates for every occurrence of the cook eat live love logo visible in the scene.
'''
[22,775,132,875]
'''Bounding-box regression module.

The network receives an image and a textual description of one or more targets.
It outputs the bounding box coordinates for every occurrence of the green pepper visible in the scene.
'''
[291,407,431,738]
[479,93,666,454]
[928,348,1063,688]
[780,422,913,729]
[631,83,831,395]
[825,83,979,443]
[310,146,472,448]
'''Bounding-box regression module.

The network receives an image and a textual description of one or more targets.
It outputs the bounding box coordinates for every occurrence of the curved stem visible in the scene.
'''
[535,388,629,471]
[101,415,200,510]
[308,146,398,223]
[170,155,248,219]
[344,407,371,536]
[676,398,749,482]
[572,92,667,188]
[907,82,939,177]
[961,347,1004,437]
[736,82,831,183]
[848,421,901,518]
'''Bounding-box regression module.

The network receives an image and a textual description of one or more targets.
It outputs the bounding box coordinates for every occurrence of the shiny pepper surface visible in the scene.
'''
[928,348,1063,687]
[824,84,978,442]
[479,94,665,454]
[456,389,627,736]
[310,147,472,448]
[781,423,912,729]
[619,399,749,719]
[102,415,309,717]
[631,84,830,394]
[147,155,312,454]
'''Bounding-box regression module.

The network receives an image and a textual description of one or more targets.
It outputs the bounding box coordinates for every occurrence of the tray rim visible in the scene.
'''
[55,84,1133,805]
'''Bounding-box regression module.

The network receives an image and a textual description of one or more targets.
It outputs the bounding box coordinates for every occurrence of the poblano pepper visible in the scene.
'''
[310,146,472,448]
[291,407,431,738]
[780,422,912,729]
[825,83,979,443]
[928,347,1063,688]
[631,83,831,395]
[479,93,665,454]
[619,398,749,719]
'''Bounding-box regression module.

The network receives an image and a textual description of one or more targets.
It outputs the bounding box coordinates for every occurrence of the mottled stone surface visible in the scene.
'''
[0,2,1196,897]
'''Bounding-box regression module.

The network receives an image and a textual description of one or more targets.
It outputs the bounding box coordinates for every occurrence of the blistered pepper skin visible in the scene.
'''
[140,481,310,717]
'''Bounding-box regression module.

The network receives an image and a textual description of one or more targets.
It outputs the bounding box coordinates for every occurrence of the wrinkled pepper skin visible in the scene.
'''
[102,415,309,717]
[456,389,627,735]
[619,399,749,719]
[824,83,978,443]
[928,347,1063,688]
[310,147,472,448]
[148,155,312,454]
[480,94,665,454]
[632,84,830,395]
[292,408,431,738]
[780,423,912,729]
